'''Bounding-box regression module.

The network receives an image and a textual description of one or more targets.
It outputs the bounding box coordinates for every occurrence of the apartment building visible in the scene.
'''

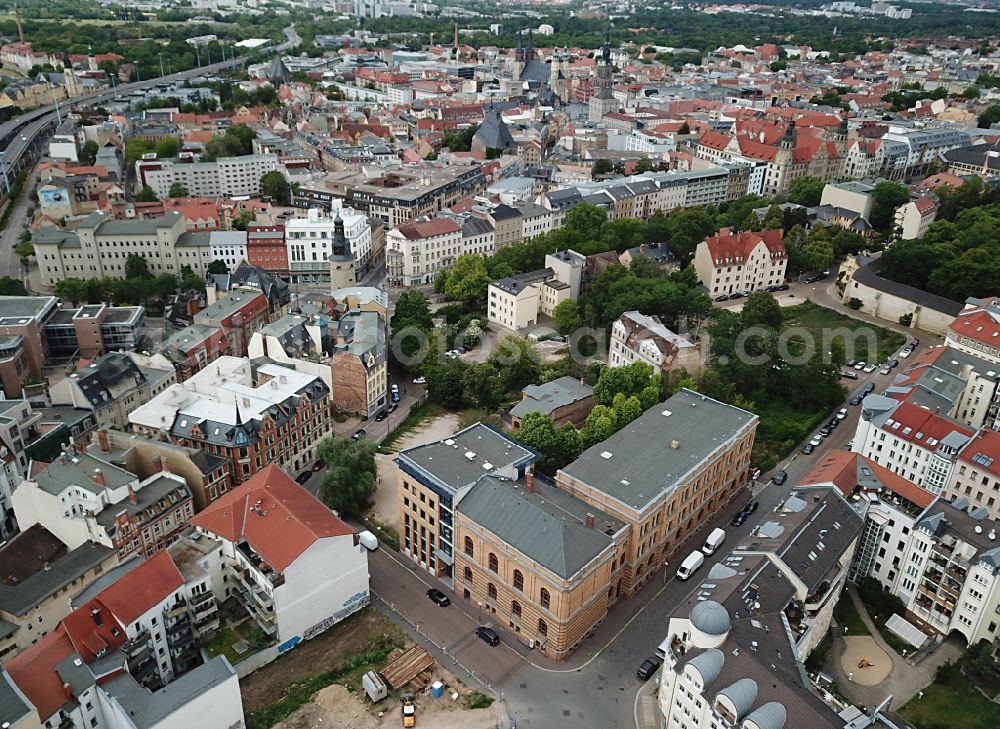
[385,217,462,287]
[894,197,937,240]
[161,324,230,382]
[247,224,289,275]
[208,230,247,271]
[609,311,701,375]
[190,465,370,643]
[192,289,270,358]
[33,212,217,286]
[0,296,60,393]
[136,154,282,199]
[397,423,540,576]
[898,497,1000,646]
[693,227,788,297]
[945,296,1000,366]
[943,428,1000,521]
[48,352,176,432]
[509,376,594,431]
[852,395,974,493]
[12,445,194,561]
[285,206,374,284]
[883,125,969,178]
[454,471,628,660]
[129,357,331,483]
[487,250,585,332]
[800,450,934,591]
[557,389,757,596]
[656,485,864,729]
[0,526,117,663]
[5,553,243,729]
[43,304,146,359]
[296,164,487,229]
[330,309,388,417]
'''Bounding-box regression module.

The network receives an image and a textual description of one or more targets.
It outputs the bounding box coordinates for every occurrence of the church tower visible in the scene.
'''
[512,31,525,84]
[328,209,357,291]
[588,32,617,124]
[63,53,82,98]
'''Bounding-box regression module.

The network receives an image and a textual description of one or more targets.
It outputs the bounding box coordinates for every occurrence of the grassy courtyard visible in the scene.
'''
[833,595,870,636]
[781,301,907,365]
[900,668,1000,729]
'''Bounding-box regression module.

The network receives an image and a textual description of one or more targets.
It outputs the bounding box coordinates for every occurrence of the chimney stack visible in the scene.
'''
[160,455,170,473]
[585,513,595,528]
[92,468,105,486]
[127,484,138,505]
[98,429,110,453]
[525,469,535,492]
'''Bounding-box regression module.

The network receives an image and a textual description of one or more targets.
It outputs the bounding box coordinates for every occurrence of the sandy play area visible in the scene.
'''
[840,635,892,686]
[273,681,498,729]
[372,413,459,526]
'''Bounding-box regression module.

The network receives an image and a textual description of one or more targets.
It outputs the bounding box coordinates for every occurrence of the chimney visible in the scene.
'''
[90,605,103,626]
[525,470,535,492]
[62,682,73,701]
[97,429,110,453]
[670,440,680,449]
[92,468,105,486]
[127,484,138,505]
[585,513,595,528]
[160,456,170,473]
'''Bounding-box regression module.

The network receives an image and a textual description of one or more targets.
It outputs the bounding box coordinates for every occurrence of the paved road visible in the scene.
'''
[0,164,39,279]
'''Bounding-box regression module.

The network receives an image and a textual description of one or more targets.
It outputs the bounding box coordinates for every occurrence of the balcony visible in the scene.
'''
[237,541,286,587]
[190,590,214,607]
[164,603,188,621]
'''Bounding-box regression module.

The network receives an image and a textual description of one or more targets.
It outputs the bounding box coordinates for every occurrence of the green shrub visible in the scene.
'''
[464,691,494,709]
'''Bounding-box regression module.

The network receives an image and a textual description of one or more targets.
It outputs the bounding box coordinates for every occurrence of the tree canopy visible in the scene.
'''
[317,436,378,518]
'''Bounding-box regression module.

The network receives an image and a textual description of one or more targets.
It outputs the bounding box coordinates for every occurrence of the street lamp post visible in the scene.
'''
[477,601,483,626]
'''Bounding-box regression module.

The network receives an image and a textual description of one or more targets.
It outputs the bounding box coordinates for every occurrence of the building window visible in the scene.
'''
[488,553,499,573]
[538,618,548,636]
[488,582,497,600]
[512,600,522,617]
[513,569,524,591]
[464,536,474,557]
[464,566,473,581]
[540,588,550,609]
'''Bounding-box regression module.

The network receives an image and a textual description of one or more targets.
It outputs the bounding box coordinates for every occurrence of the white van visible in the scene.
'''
[656,636,671,660]
[358,531,379,551]
[702,528,726,556]
[676,550,705,581]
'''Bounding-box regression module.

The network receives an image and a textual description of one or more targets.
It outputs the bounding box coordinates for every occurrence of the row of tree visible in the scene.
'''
[51,254,219,307]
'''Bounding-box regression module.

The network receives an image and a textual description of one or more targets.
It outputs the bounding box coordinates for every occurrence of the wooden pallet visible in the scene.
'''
[380,645,435,689]
[410,670,432,692]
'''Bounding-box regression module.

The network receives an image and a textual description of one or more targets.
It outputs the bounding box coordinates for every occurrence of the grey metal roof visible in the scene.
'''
[690,600,731,636]
[685,648,724,687]
[101,655,235,728]
[474,108,516,151]
[34,451,136,496]
[93,475,192,537]
[560,389,756,511]
[0,670,33,728]
[853,262,962,316]
[717,678,758,719]
[510,376,593,419]
[71,352,148,409]
[0,540,115,616]
[490,267,552,296]
[0,295,58,324]
[456,475,623,579]
[744,702,787,729]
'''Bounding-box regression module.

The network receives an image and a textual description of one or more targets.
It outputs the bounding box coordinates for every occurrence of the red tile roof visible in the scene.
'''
[957,428,1000,478]
[395,217,461,240]
[6,626,76,721]
[190,465,353,571]
[702,227,786,265]
[62,598,126,663]
[801,450,934,508]
[949,301,1000,348]
[99,551,185,625]
[882,400,974,449]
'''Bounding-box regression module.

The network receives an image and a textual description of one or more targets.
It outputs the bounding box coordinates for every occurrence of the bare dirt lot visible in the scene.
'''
[240,610,402,715]
[372,413,459,526]
[274,679,498,729]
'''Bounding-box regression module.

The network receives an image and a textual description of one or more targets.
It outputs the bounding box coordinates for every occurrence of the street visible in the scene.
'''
[0,165,38,280]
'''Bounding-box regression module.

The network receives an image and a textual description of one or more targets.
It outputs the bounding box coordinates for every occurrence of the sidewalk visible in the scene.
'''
[634,679,660,729]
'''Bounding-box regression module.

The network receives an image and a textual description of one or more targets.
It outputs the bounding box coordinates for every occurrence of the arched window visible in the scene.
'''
[464,536,474,557]
[538,618,548,636]
[488,582,497,599]
[488,552,499,573]
[464,566,473,581]
[540,587,550,609]
[512,600,522,617]
[513,569,524,591]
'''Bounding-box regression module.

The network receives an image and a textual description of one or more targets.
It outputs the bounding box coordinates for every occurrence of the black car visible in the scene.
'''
[775,283,790,291]
[637,655,663,681]
[352,429,367,440]
[801,443,815,455]
[827,419,838,429]
[388,402,399,413]
[887,359,899,368]
[475,627,500,646]
[847,359,858,367]
[841,370,859,380]
[715,294,730,302]
[729,292,744,300]
[744,500,760,515]
[374,411,388,422]
[427,588,450,607]
[295,471,311,485]
[765,285,779,292]
[730,510,748,527]
[850,394,863,406]
[862,383,875,394]
[819,427,831,437]
[772,470,788,486]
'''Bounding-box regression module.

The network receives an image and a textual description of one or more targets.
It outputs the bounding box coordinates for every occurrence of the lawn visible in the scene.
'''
[378,402,444,454]
[781,301,906,365]
[900,669,1000,729]
[751,399,832,472]
[204,620,269,665]
[833,595,870,636]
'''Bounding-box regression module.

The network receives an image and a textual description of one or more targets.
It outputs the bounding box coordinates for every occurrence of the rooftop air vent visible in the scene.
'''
[600,451,613,460]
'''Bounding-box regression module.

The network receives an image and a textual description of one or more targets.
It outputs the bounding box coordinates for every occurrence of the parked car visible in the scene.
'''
[413,377,426,384]
[911,338,919,347]
[801,443,815,455]
[374,411,388,422]
[863,363,877,373]
[730,510,748,527]
[850,394,863,406]
[862,382,876,394]
[352,429,367,440]
[388,402,399,413]
[391,390,400,403]
[899,348,913,359]
[749,467,762,481]
[836,408,848,420]
[743,500,760,515]
[295,471,311,485]
[765,285,779,292]
[847,359,858,367]
[818,427,831,438]
[854,361,866,370]
[827,419,838,430]
[427,588,450,607]
[809,435,823,447]
[637,655,663,681]
[879,365,891,375]
[715,294,730,302]
[772,470,788,486]
[841,370,859,380]
[312,460,325,471]
[445,350,460,359]
[887,359,899,369]
[775,283,790,291]
[729,292,744,300]
[475,627,500,646]
[391,384,399,394]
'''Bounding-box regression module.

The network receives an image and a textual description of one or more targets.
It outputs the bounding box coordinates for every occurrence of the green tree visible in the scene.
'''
[426,358,469,408]
[168,181,189,198]
[260,170,291,204]
[678,121,691,135]
[135,185,158,203]
[581,405,618,447]
[516,412,566,475]
[444,253,491,308]
[847,297,863,309]
[612,392,643,425]
[207,260,229,275]
[592,159,614,176]
[667,206,719,260]
[0,277,26,295]
[552,299,581,335]
[462,362,502,409]
[980,103,1000,128]
[741,291,783,329]
[124,138,154,165]
[870,181,910,232]
[14,240,34,261]
[232,209,253,231]
[564,203,608,235]
[124,254,151,279]
[489,335,541,393]
[316,436,378,518]
[788,176,825,207]
[80,140,99,166]
[53,277,90,306]
[154,136,180,158]
[762,204,784,230]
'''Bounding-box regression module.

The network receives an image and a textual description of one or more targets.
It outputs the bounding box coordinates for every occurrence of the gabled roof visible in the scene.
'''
[701,227,786,266]
[6,626,77,720]
[97,551,184,626]
[800,450,934,509]
[189,465,353,571]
